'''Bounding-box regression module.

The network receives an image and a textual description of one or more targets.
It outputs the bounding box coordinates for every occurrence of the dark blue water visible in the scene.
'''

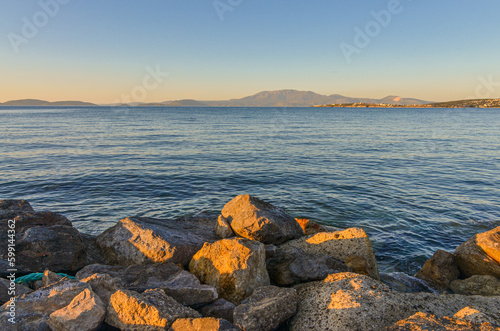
[1,106,499,274]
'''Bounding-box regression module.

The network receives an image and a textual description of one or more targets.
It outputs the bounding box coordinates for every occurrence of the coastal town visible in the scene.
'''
[314,98,500,108]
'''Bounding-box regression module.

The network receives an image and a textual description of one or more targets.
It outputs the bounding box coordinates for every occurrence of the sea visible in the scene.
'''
[1,106,499,275]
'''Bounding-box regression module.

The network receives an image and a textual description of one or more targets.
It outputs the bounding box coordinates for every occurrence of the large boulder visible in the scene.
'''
[96,215,219,267]
[0,279,90,330]
[0,278,32,305]
[169,317,237,331]
[76,263,218,306]
[415,250,460,291]
[290,272,500,331]
[449,275,500,296]
[266,246,349,286]
[386,311,498,331]
[0,205,88,275]
[221,195,303,245]
[47,288,106,331]
[106,289,200,330]
[189,238,270,305]
[454,226,500,278]
[233,286,297,331]
[280,228,380,280]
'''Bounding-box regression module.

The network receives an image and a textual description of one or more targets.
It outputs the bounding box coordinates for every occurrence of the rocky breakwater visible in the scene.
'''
[1,196,499,330]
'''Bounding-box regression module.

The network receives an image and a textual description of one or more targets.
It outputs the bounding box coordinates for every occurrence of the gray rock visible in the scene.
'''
[199,299,236,323]
[47,288,106,331]
[76,263,218,306]
[106,289,201,330]
[42,270,64,287]
[79,273,122,306]
[450,275,500,296]
[266,246,350,286]
[215,215,234,239]
[169,317,238,331]
[233,286,297,331]
[0,278,32,305]
[280,228,380,280]
[0,279,90,330]
[454,307,500,326]
[290,272,500,331]
[415,250,460,291]
[386,311,498,331]
[380,272,437,293]
[189,238,270,305]
[96,215,218,267]
[221,195,304,245]
[0,199,34,219]
[1,211,87,275]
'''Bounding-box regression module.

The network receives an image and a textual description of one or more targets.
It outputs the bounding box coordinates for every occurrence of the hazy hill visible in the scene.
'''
[164,99,207,107]
[1,99,96,106]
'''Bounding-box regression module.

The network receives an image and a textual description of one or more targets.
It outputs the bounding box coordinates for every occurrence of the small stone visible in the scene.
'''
[199,299,236,323]
[42,270,64,287]
[415,250,460,291]
[215,215,234,239]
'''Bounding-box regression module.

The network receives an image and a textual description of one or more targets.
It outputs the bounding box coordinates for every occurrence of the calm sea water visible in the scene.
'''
[1,106,499,274]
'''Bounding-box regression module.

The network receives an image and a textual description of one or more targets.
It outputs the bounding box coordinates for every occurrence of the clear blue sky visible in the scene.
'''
[1,0,499,103]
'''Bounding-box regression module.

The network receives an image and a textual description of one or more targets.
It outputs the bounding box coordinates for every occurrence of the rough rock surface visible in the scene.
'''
[199,299,236,323]
[0,278,32,305]
[295,218,329,235]
[454,307,500,326]
[415,250,460,291]
[233,286,297,331]
[96,215,219,267]
[221,195,303,245]
[189,238,270,305]
[42,270,64,287]
[77,263,218,306]
[386,311,498,331]
[0,207,88,275]
[47,288,106,331]
[0,279,90,330]
[380,272,437,293]
[280,228,380,280]
[80,273,122,306]
[266,246,349,286]
[106,289,200,330]
[290,272,500,331]
[215,215,234,239]
[169,317,237,331]
[450,275,500,296]
[454,226,500,278]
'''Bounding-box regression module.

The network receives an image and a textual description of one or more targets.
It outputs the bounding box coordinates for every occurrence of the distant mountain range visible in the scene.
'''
[0,90,431,107]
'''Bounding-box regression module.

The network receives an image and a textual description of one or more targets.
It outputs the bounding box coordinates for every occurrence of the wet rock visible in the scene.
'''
[42,270,64,287]
[215,215,234,239]
[221,195,303,245]
[380,272,437,293]
[48,288,106,331]
[169,317,237,331]
[280,228,380,279]
[454,226,500,278]
[450,275,500,296]
[96,215,218,267]
[0,279,90,330]
[189,238,270,305]
[199,299,236,323]
[290,272,500,331]
[386,311,498,331]
[233,286,297,331]
[415,250,460,291]
[76,263,218,306]
[266,246,349,286]
[0,278,32,305]
[106,289,200,330]
[0,211,88,275]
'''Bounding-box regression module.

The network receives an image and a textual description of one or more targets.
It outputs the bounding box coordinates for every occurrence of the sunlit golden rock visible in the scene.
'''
[454,226,500,278]
[221,195,303,245]
[386,312,498,331]
[189,238,270,304]
[169,317,237,331]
